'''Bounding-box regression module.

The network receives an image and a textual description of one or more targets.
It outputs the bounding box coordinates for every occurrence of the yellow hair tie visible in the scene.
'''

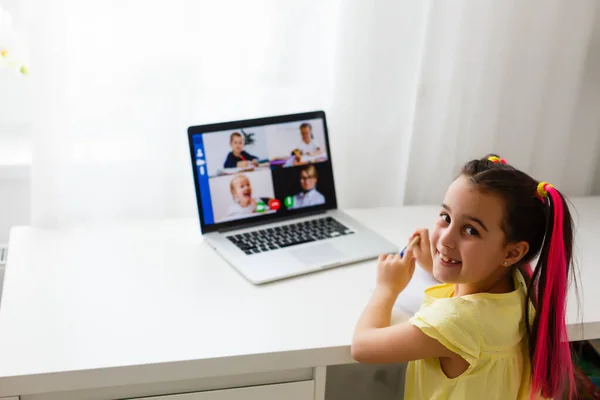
[488,156,507,164]
[536,181,554,200]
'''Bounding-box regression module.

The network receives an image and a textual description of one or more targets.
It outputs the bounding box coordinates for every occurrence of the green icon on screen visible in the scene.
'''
[284,196,294,209]
[256,201,266,213]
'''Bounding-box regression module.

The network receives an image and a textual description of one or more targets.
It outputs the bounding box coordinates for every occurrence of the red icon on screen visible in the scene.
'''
[268,199,281,211]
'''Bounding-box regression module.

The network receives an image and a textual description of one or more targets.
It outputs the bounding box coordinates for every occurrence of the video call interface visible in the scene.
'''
[192,118,335,226]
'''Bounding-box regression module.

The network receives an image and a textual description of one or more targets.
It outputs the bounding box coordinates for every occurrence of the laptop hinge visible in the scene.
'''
[217,210,328,234]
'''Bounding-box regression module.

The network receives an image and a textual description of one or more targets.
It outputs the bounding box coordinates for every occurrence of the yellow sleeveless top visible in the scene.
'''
[404,270,533,399]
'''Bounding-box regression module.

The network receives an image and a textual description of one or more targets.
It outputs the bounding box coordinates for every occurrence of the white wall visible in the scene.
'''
[0,0,32,245]
[585,9,600,194]
[2,0,599,231]
[23,0,345,227]
[0,175,29,243]
[0,173,30,302]
[0,0,31,129]
[329,0,430,208]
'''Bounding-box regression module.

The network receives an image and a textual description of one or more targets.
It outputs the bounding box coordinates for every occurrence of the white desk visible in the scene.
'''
[1,198,599,399]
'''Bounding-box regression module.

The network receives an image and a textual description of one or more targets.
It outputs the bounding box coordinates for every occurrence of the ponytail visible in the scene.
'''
[461,157,578,398]
[527,184,575,399]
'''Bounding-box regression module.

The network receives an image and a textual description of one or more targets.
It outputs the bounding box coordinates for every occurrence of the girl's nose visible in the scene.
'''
[439,227,457,249]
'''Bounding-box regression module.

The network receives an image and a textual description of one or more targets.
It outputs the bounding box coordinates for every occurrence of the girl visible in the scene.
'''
[352,155,577,399]
[298,122,323,156]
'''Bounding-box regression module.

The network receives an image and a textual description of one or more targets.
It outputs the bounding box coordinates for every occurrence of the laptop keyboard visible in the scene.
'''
[226,217,355,255]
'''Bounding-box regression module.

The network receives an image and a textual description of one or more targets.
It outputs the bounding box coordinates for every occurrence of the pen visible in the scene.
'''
[400,236,420,257]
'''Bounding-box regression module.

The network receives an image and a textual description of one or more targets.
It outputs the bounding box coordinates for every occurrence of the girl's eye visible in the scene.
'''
[465,226,479,236]
[440,213,450,224]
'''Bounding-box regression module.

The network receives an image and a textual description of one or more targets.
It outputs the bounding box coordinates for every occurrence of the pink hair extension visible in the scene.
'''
[522,263,533,279]
[531,188,574,399]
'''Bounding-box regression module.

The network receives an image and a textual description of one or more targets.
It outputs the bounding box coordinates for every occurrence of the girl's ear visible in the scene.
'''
[503,241,530,267]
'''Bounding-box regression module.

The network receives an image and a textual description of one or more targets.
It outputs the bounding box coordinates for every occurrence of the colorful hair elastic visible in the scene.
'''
[536,181,554,202]
[488,156,507,164]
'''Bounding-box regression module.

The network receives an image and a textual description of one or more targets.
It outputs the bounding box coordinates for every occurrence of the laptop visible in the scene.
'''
[187,110,397,284]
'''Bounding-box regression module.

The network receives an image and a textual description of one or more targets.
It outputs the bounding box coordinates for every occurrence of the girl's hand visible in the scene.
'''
[409,229,434,275]
[376,247,417,295]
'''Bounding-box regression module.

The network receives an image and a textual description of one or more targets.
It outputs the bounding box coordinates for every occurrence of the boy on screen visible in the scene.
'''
[224,132,259,168]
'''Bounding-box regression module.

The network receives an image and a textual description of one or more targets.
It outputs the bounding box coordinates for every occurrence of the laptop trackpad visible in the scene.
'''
[289,243,343,266]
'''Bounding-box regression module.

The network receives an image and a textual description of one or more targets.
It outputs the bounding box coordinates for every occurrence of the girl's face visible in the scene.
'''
[300,127,311,143]
[231,176,252,207]
[430,176,512,291]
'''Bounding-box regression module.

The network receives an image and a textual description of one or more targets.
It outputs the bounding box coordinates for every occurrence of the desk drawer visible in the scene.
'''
[127,380,314,400]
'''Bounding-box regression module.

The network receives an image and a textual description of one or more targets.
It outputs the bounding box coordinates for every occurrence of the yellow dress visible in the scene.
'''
[404,270,533,400]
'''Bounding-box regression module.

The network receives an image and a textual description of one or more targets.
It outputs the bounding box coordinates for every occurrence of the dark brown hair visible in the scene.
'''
[460,154,576,399]
[301,164,318,179]
[230,132,242,143]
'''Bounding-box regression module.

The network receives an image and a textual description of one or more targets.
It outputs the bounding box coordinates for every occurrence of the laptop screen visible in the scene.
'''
[188,111,338,233]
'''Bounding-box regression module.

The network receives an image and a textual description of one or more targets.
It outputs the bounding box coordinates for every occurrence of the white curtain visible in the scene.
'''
[26,0,343,226]
[17,0,600,227]
[402,0,600,205]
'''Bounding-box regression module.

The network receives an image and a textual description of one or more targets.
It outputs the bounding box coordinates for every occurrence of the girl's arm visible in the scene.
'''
[352,250,457,364]
[352,286,455,363]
